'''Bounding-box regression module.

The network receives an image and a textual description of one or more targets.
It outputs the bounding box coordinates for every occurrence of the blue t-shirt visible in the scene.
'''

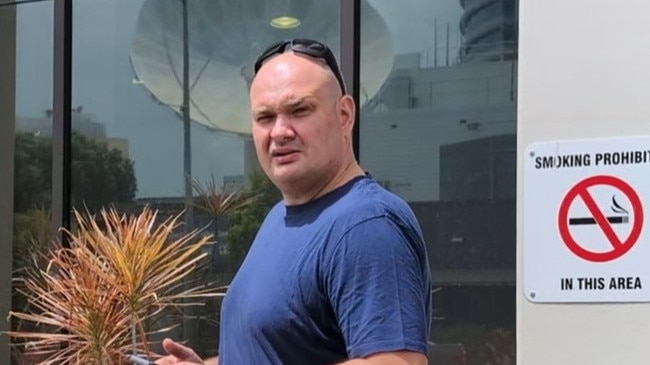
[219,175,431,365]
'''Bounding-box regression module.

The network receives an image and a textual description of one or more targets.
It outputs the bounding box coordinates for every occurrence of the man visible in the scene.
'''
[156,38,431,365]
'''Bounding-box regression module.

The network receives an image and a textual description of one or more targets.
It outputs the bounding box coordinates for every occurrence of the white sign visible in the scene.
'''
[524,135,650,303]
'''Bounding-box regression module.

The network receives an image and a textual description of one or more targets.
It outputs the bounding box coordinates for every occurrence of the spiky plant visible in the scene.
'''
[5,207,219,365]
[191,175,259,221]
[12,208,52,336]
[190,175,258,273]
[187,175,257,351]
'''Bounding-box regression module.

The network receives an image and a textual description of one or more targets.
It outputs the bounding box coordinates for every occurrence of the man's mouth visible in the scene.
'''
[270,149,300,163]
[271,149,298,157]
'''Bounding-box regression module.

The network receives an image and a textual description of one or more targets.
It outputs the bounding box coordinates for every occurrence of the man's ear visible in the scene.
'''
[339,94,356,131]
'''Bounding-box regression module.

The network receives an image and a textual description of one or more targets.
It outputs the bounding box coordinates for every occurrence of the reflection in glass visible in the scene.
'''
[7,2,55,363]
[362,0,517,363]
[129,0,390,135]
[67,0,348,357]
[460,0,518,62]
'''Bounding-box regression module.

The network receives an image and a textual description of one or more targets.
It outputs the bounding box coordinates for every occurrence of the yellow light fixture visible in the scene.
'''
[270,16,301,29]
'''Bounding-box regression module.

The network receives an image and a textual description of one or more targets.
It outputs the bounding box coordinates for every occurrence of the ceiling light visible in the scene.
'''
[270,16,301,29]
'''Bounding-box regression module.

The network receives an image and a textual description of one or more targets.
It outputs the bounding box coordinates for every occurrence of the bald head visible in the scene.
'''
[251,51,342,103]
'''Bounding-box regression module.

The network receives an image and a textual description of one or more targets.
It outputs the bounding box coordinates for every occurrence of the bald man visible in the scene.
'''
[156,39,431,365]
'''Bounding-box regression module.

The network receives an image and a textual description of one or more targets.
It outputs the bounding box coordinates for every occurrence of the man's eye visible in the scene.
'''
[256,115,272,124]
[293,107,310,116]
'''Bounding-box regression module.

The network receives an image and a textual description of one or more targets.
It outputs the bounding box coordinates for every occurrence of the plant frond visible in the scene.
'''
[4,206,219,364]
[191,174,260,218]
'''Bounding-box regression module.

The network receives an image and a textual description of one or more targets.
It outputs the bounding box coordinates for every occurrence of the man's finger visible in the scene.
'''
[161,338,201,362]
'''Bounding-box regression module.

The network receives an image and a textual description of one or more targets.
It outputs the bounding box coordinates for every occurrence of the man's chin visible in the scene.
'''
[270,170,308,188]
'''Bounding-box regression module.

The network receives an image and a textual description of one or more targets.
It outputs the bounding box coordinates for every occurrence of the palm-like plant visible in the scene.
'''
[191,175,259,221]
[186,175,258,351]
[5,207,219,365]
[191,175,259,265]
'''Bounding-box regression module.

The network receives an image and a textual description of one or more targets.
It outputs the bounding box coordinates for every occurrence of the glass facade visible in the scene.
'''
[68,0,340,357]
[1,0,516,363]
[0,5,16,364]
[459,0,518,62]
[1,1,55,363]
[361,0,517,363]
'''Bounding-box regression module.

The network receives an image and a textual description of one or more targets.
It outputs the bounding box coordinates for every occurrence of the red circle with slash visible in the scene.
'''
[558,175,643,262]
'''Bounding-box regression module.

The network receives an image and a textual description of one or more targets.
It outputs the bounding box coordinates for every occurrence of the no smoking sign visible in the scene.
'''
[524,136,650,303]
[558,175,643,263]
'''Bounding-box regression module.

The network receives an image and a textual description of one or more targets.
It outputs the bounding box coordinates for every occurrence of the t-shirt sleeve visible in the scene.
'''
[324,214,432,359]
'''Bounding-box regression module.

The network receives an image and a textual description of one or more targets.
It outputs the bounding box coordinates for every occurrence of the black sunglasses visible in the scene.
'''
[254,38,347,95]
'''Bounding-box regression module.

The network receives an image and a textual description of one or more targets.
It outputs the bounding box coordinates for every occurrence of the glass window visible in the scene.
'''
[2,1,55,363]
[465,1,502,31]
[464,30,506,60]
[460,0,517,63]
[362,1,517,363]
[70,0,339,357]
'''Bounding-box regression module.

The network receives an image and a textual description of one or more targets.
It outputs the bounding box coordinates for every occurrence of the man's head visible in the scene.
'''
[249,39,357,203]
[254,39,347,95]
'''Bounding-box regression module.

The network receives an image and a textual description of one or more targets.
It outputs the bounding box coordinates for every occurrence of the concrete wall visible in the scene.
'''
[0,5,16,365]
[517,0,650,363]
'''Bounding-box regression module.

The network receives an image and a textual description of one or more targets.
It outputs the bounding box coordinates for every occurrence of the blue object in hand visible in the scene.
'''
[128,354,156,365]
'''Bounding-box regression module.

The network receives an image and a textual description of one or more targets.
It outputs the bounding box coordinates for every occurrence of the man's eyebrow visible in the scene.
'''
[281,97,313,111]
[252,96,314,117]
[252,105,275,115]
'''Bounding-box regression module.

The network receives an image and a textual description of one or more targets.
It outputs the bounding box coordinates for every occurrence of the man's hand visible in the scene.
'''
[154,338,204,365]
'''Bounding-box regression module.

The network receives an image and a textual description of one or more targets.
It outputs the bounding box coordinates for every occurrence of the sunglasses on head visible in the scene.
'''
[254,38,347,95]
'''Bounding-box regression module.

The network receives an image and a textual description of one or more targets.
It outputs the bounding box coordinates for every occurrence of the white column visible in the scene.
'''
[518,0,650,364]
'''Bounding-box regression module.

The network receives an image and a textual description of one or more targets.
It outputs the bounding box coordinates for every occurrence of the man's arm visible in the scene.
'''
[335,351,427,365]
[324,215,431,365]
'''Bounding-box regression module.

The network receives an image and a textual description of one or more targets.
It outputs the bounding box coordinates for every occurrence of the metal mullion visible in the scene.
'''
[52,0,72,245]
[340,0,361,160]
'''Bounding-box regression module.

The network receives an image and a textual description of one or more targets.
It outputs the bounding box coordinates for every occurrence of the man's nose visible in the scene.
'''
[270,115,296,141]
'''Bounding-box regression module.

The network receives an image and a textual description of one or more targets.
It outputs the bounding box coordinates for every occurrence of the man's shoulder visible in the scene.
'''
[339,176,418,223]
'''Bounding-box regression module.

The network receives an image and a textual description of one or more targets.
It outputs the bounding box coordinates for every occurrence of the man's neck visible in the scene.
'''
[283,162,365,205]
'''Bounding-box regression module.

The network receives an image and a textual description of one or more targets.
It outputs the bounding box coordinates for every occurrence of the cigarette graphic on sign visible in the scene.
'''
[569,216,628,225]
[569,195,629,226]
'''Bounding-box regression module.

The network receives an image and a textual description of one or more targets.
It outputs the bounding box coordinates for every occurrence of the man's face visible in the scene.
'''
[249,52,352,195]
